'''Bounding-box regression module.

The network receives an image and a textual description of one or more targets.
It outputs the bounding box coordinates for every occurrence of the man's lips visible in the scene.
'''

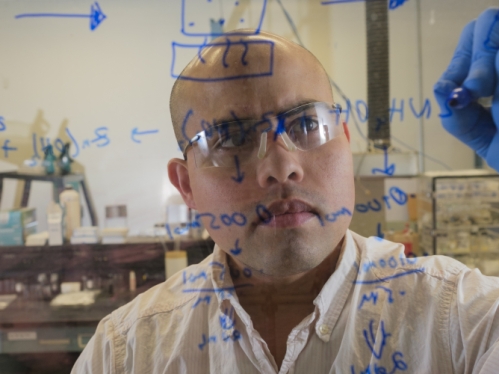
[254,199,317,228]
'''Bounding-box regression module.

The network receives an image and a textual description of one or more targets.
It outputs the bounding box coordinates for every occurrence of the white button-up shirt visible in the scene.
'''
[72,230,499,373]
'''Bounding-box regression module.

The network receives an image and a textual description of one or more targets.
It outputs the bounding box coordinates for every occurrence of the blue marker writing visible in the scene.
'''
[192,296,211,308]
[230,239,242,256]
[91,127,110,147]
[65,127,80,158]
[363,320,391,360]
[231,155,245,183]
[209,261,226,282]
[358,286,394,310]
[2,140,17,158]
[15,2,106,31]
[354,268,425,285]
[219,307,236,330]
[182,284,253,293]
[375,223,384,241]
[198,334,217,350]
[372,146,395,176]
[131,128,159,143]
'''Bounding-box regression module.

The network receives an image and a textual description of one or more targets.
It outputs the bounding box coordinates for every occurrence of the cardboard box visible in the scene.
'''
[0,208,37,246]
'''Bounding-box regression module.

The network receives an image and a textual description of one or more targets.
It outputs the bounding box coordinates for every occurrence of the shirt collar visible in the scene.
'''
[209,245,256,334]
[313,229,360,342]
[209,245,240,307]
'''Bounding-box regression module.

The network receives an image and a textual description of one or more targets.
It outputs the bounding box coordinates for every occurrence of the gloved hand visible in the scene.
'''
[434,8,499,172]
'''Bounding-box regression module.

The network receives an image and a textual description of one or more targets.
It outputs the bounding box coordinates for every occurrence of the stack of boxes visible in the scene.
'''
[0,207,37,246]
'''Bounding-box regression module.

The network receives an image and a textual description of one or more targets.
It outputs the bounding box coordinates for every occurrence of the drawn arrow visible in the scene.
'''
[15,2,107,31]
[375,222,384,241]
[131,128,159,144]
[230,239,242,256]
[231,155,245,183]
[321,0,408,9]
[371,146,395,176]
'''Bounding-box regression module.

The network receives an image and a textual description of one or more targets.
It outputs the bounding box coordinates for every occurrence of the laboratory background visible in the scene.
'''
[1,0,499,372]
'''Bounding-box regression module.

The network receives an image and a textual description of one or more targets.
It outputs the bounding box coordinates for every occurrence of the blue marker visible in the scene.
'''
[447,87,472,109]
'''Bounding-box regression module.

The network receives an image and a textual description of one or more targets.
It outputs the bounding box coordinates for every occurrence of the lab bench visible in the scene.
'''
[0,240,214,355]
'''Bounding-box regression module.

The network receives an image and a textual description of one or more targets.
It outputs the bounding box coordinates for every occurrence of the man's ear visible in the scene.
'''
[168,158,197,210]
[343,122,350,142]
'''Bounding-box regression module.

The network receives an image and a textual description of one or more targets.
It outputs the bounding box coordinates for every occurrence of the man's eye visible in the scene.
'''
[302,118,319,131]
[218,133,251,148]
[290,116,319,133]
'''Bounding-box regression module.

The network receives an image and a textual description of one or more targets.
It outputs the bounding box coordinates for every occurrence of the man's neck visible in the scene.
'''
[226,237,345,370]
[228,237,344,298]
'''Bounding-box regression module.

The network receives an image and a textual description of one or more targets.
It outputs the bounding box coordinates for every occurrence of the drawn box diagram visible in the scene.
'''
[170,40,274,81]
[181,0,268,37]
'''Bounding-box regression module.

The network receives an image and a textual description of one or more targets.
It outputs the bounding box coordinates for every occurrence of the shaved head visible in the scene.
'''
[169,30,332,147]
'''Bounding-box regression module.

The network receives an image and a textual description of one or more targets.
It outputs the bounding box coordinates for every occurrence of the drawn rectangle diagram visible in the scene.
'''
[181,0,267,37]
[170,40,274,82]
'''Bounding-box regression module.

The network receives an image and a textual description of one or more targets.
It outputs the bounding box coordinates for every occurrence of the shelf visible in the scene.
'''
[0,240,214,354]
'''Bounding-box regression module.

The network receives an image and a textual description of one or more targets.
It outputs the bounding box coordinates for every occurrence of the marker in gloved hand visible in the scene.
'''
[447,87,493,110]
[447,87,473,109]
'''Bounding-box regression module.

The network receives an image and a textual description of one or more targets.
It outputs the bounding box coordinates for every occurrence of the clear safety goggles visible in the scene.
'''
[183,101,343,169]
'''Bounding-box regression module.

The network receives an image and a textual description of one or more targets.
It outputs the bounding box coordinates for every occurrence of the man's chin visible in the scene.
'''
[247,246,322,277]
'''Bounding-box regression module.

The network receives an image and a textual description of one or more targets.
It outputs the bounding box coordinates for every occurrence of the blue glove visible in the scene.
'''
[434,8,499,172]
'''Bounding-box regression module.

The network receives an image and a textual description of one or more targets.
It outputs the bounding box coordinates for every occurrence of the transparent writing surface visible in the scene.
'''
[1,0,499,373]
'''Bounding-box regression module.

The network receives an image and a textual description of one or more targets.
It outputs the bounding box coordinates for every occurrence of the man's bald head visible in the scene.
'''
[169,30,332,147]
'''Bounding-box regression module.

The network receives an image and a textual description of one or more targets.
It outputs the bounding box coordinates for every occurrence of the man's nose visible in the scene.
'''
[256,132,304,188]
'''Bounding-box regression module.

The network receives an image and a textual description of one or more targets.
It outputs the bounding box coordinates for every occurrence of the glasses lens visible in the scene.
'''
[285,102,343,150]
[190,102,343,168]
[192,121,258,168]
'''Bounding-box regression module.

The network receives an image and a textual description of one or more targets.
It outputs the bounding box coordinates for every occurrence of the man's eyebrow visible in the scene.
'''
[213,99,321,125]
[276,100,319,115]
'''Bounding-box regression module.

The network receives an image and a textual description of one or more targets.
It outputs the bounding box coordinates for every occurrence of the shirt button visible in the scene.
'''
[319,325,330,335]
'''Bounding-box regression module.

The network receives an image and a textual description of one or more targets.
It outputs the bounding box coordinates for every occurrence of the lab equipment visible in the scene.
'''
[42,144,56,175]
[105,205,128,228]
[101,227,128,244]
[47,201,64,245]
[59,185,81,240]
[129,271,136,292]
[418,171,499,265]
[0,172,98,226]
[0,207,37,246]
[58,143,73,175]
[71,226,99,244]
[26,231,49,246]
[165,250,188,279]
[166,203,190,239]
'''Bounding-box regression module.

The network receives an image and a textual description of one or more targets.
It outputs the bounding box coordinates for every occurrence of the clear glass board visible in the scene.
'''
[1,0,499,373]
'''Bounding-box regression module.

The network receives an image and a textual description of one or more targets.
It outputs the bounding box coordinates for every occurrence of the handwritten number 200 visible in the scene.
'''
[220,213,246,226]
[196,212,247,229]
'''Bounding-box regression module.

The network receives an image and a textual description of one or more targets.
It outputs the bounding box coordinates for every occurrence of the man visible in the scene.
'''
[73,9,499,374]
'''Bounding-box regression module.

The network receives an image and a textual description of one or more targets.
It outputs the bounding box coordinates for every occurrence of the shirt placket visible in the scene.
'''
[209,249,279,373]
[278,309,318,374]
